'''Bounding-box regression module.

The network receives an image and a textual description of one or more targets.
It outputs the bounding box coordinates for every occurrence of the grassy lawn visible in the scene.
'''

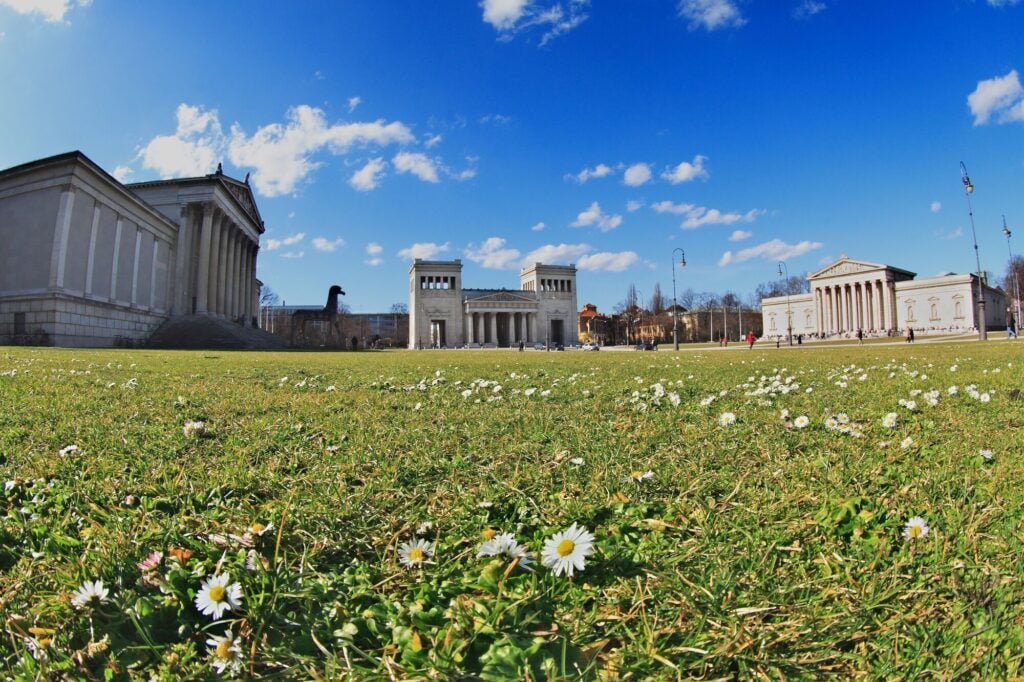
[1,342,1022,679]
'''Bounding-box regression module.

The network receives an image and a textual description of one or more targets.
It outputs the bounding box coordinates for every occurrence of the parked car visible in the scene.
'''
[581,343,600,351]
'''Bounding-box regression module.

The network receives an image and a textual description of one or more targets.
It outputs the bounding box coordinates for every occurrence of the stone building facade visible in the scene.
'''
[408,260,579,348]
[0,151,264,346]
[761,256,1006,338]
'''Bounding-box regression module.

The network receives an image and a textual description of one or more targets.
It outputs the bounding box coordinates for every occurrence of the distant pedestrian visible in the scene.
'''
[797,334,803,345]
[856,328,863,345]
[904,326,912,343]
[747,330,755,349]
[1008,310,1017,339]
[909,328,915,343]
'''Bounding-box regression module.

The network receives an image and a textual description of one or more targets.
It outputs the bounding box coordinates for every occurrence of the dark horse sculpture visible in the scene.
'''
[290,285,345,346]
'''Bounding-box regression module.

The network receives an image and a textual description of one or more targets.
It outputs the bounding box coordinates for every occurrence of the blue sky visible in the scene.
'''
[2,0,1023,312]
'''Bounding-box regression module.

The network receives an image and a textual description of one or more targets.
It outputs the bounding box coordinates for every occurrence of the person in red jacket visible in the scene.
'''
[746,330,755,349]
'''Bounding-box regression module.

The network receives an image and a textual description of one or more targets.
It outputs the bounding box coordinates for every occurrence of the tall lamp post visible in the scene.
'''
[671,248,687,350]
[778,261,792,345]
[1004,216,1021,331]
[960,162,987,340]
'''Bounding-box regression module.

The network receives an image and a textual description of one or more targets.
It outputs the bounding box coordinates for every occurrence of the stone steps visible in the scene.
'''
[147,315,289,350]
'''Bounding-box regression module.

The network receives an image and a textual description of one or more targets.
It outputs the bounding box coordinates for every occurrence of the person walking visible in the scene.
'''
[904,325,912,343]
[1008,309,1017,339]
[856,328,864,345]
[747,330,755,349]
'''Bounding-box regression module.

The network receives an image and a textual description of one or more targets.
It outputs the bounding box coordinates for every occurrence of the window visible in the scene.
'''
[14,312,26,335]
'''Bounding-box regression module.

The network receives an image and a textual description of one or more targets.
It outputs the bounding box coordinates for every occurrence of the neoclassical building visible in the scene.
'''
[0,151,265,346]
[761,256,1006,337]
[408,259,579,348]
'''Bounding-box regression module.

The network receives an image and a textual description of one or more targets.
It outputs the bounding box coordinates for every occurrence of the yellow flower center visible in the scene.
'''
[631,471,643,480]
[557,539,576,557]
[209,585,226,603]
[482,528,497,540]
[408,547,425,562]
[909,525,922,538]
[215,640,233,660]
[251,523,265,534]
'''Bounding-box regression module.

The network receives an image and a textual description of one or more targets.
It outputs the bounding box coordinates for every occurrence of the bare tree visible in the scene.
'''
[260,285,280,307]
[677,287,697,310]
[649,283,667,314]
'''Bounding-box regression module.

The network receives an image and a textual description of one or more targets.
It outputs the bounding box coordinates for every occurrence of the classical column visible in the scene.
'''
[233,233,243,320]
[888,280,898,330]
[490,312,498,346]
[512,313,520,344]
[249,244,259,324]
[465,312,473,343]
[531,313,538,342]
[195,205,213,313]
[216,218,230,316]
[876,280,885,331]
[223,230,235,319]
[205,210,221,314]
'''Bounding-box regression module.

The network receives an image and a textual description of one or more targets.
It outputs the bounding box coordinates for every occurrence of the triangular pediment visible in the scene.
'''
[467,291,536,304]
[809,257,890,280]
[219,177,264,231]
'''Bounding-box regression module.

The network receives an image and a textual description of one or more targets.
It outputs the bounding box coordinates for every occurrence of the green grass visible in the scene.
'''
[1,343,1022,679]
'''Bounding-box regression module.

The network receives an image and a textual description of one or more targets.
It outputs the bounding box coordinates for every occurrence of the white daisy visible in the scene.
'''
[541,523,595,577]
[183,420,207,438]
[71,579,109,610]
[570,457,585,466]
[900,436,914,450]
[194,573,243,619]
[979,393,991,403]
[902,516,929,541]
[718,412,736,427]
[794,415,810,429]
[629,470,654,484]
[979,449,993,461]
[59,444,80,457]
[477,532,534,570]
[882,412,898,428]
[398,538,435,568]
[206,629,244,676]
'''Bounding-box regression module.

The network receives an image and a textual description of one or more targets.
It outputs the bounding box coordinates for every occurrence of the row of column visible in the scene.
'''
[815,279,896,334]
[196,203,259,323]
[465,311,539,346]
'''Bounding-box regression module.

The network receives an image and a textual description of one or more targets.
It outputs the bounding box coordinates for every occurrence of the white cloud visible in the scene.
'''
[577,251,641,272]
[348,96,362,112]
[661,155,709,184]
[349,157,387,192]
[718,238,823,267]
[0,0,88,22]
[623,162,652,187]
[651,200,697,215]
[140,103,223,179]
[312,237,345,252]
[571,201,623,232]
[531,222,546,231]
[967,69,1024,125]
[677,0,746,31]
[987,0,1020,6]
[729,229,753,241]
[365,257,384,267]
[567,163,613,183]
[398,242,450,260]
[280,250,305,260]
[930,201,942,213]
[522,243,591,264]
[793,1,826,19]
[480,0,530,29]
[626,199,644,212]
[229,106,415,196]
[457,167,477,181]
[464,237,523,269]
[424,134,443,148]
[934,227,963,241]
[111,165,133,183]
[683,207,764,229]
[393,152,440,183]
[481,0,589,45]
[265,232,305,251]
[366,242,383,255]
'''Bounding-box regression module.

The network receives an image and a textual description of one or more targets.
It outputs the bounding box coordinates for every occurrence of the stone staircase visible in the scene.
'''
[147,315,289,350]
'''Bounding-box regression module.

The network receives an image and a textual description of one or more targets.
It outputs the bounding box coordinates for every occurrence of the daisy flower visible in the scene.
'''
[183,420,207,438]
[794,415,810,429]
[979,449,993,461]
[59,444,80,457]
[718,412,736,427]
[137,550,163,572]
[900,436,914,450]
[882,412,898,428]
[541,523,595,577]
[71,579,109,610]
[903,516,929,541]
[398,538,435,568]
[570,457,585,466]
[206,629,244,677]
[195,573,243,619]
[629,470,654,484]
[477,532,534,570]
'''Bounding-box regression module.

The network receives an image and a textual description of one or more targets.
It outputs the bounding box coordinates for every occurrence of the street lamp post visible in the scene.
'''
[1003,216,1021,332]
[778,261,792,345]
[960,162,988,341]
[671,248,687,350]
